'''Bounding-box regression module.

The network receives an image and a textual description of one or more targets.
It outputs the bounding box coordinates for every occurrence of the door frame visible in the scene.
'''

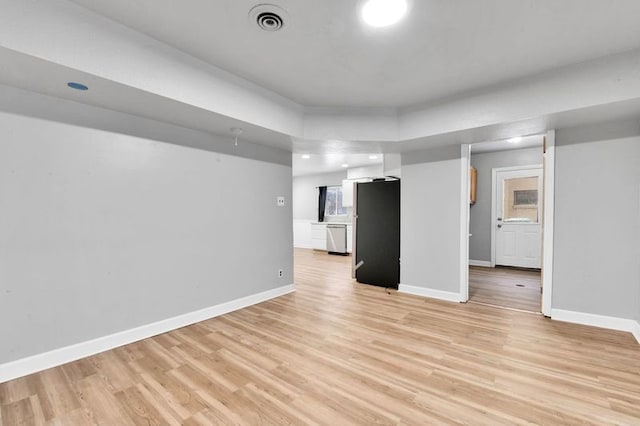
[459,144,471,303]
[490,164,543,268]
[541,130,556,317]
[460,130,555,316]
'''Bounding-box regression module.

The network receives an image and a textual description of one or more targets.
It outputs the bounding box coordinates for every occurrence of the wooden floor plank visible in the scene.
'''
[469,265,541,311]
[1,248,639,425]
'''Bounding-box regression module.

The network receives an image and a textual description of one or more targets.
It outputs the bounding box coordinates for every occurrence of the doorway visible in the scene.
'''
[463,134,550,313]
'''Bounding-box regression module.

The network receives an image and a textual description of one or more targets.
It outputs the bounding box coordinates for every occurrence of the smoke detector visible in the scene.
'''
[249,4,288,32]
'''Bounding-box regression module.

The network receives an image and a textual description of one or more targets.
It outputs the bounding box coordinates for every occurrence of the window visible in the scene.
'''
[325,186,348,216]
[503,176,540,223]
[514,189,538,206]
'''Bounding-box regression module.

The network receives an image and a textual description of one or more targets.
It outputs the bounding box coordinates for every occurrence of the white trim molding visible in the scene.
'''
[399,284,462,303]
[551,309,640,344]
[459,144,470,302]
[632,321,640,344]
[541,130,556,317]
[469,259,492,268]
[0,284,295,384]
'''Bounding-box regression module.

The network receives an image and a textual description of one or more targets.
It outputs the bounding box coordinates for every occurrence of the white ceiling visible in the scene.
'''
[292,153,383,176]
[71,0,640,108]
[471,135,543,154]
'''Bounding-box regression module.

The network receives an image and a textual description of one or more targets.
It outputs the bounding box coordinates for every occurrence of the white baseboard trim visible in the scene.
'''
[632,321,640,344]
[551,309,640,344]
[294,243,313,249]
[398,284,462,303]
[0,284,295,384]
[469,259,492,268]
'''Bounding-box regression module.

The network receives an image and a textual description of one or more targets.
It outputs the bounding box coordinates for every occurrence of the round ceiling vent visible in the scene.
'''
[249,4,288,32]
[257,12,283,31]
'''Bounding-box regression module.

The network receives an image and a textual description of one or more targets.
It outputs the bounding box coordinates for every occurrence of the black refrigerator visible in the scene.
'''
[355,179,400,289]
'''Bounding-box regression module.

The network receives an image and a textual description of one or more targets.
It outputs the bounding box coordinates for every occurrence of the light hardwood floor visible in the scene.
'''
[1,249,639,425]
[469,266,541,312]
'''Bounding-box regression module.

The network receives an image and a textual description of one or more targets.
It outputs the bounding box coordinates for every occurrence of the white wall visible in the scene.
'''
[469,147,542,262]
[400,146,461,295]
[553,127,640,320]
[292,170,347,248]
[0,111,293,365]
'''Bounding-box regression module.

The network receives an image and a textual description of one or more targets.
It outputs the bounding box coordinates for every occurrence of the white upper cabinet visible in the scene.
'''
[342,179,354,207]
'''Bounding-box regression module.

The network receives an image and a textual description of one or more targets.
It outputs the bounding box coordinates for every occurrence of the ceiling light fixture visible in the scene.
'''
[507,137,523,144]
[369,155,378,160]
[361,0,408,27]
[302,154,311,159]
[341,163,349,168]
[67,82,88,91]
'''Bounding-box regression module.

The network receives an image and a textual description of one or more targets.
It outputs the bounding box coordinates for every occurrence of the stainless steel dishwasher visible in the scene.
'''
[326,224,347,255]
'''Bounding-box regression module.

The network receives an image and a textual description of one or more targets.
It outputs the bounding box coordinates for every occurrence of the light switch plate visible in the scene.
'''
[277,196,285,207]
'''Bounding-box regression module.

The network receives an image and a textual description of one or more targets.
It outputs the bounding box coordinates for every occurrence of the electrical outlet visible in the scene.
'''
[277,196,285,207]
[278,269,284,278]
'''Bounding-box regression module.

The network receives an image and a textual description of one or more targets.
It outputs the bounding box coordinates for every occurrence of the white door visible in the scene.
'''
[495,167,542,268]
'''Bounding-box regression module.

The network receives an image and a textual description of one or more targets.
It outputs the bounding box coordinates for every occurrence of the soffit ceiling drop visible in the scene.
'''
[1,0,640,154]
[71,0,640,108]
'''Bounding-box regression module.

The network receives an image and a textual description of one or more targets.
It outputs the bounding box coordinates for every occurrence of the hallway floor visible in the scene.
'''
[469,265,542,312]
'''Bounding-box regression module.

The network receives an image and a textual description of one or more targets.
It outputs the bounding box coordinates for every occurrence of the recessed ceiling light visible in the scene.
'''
[507,137,523,144]
[341,163,349,168]
[361,0,408,27]
[369,155,378,160]
[67,82,88,91]
[301,154,311,159]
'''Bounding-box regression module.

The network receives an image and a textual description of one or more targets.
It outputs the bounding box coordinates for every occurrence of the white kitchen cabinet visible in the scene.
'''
[311,223,326,250]
[342,180,354,207]
[311,223,352,253]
